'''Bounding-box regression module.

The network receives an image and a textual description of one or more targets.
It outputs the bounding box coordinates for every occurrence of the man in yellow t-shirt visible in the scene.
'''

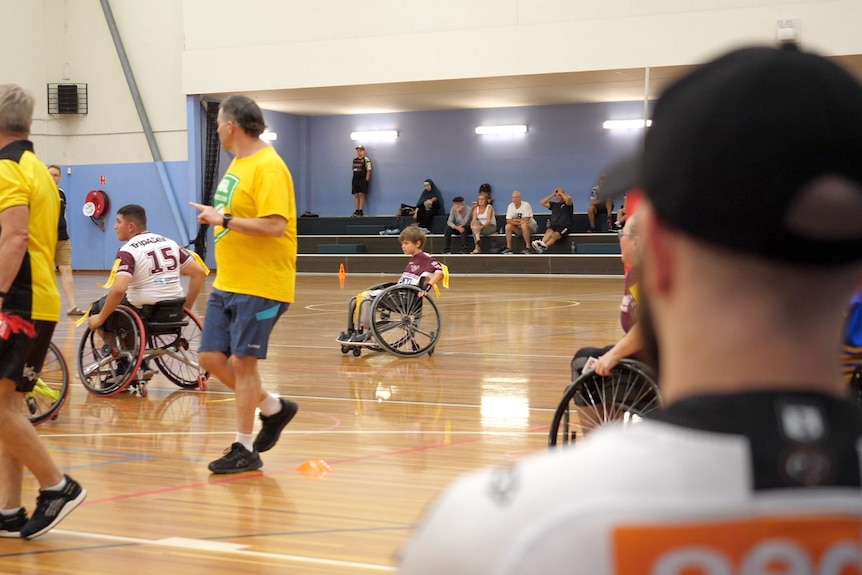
[191,95,299,474]
[0,83,86,539]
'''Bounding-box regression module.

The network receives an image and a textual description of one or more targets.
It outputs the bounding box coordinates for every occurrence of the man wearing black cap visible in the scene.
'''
[399,44,862,574]
[351,144,371,216]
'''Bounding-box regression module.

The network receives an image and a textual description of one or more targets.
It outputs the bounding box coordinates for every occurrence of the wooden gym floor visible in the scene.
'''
[0,272,624,574]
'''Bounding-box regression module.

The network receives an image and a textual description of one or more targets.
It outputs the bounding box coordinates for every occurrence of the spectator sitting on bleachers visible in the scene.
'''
[469,193,496,254]
[587,174,614,232]
[532,187,573,253]
[443,196,471,254]
[502,191,537,254]
[411,179,444,232]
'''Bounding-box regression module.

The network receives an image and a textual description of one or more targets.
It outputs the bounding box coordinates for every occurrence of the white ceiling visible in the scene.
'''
[202,55,862,116]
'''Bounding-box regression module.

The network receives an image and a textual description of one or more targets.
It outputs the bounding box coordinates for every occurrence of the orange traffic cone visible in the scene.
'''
[338,263,347,289]
[296,458,334,479]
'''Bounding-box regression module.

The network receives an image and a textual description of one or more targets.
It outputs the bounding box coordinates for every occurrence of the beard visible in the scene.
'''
[637,277,661,379]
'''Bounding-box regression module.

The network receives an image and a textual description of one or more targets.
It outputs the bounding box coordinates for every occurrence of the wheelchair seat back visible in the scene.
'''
[138,298,188,332]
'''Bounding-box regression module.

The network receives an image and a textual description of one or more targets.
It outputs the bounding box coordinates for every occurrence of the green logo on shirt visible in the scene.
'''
[214,174,238,242]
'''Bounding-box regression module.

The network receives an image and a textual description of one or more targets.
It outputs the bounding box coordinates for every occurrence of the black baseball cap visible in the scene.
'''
[355,144,365,150]
[452,196,465,203]
[610,44,862,266]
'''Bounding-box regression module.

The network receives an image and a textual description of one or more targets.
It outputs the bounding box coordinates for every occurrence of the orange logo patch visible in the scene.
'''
[614,515,862,574]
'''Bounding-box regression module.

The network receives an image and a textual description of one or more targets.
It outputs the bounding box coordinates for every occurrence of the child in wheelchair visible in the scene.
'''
[338,225,443,345]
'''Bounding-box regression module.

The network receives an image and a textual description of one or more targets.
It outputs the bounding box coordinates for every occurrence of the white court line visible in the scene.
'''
[53,530,395,571]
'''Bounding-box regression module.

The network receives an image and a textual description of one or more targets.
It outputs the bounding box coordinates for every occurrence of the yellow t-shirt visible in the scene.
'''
[0,141,61,321]
[212,145,297,303]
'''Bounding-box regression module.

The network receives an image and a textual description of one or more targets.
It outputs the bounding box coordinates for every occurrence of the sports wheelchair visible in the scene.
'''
[548,358,660,447]
[77,298,208,397]
[337,283,442,357]
[25,341,69,426]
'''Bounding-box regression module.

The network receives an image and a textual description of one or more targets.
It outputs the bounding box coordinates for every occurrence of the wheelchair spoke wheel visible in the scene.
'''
[370,284,441,357]
[26,341,70,426]
[150,308,208,389]
[549,359,660,447]
[78,306,144,396]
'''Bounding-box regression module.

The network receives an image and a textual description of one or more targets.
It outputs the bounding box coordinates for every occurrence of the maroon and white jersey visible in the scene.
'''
[116,231,191,307]
[397,252,442,286]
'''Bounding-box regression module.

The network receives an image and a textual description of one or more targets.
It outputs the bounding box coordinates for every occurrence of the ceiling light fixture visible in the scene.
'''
[350,130,399,141]
[602,119,652,130]
[475,124,528,135]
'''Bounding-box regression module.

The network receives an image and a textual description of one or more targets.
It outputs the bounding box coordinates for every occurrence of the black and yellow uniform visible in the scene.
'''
[0,140,61,322]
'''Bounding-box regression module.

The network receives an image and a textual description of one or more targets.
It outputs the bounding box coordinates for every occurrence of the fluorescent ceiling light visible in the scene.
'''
[350,130,399,141]
[260,131,277,141]
[603,119,652,130]
[475,124,527,135]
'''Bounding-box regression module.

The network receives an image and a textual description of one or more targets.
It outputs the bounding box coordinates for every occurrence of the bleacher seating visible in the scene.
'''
[297,213,622,276]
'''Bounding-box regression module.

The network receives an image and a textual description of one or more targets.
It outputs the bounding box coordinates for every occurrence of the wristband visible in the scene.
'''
[421,284,432,293]
[0,290,7,298]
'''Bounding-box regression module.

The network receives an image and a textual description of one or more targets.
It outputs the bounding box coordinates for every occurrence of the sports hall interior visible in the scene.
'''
[4,2,862,573]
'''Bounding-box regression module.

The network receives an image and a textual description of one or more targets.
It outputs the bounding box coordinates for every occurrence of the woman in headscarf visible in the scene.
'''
[413,179,444,231]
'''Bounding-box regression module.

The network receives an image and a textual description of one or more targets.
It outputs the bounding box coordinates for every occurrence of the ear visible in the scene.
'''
[641,204,675,296]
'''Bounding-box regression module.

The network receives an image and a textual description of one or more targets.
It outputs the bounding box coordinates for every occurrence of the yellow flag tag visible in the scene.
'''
[185,249,211,275]
[433,264,451,297]
[98,258,122,289]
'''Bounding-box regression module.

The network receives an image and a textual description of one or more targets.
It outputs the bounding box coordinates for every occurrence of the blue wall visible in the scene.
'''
[296,101,648,216]
[66,98,649,269]
[59,161,194,271]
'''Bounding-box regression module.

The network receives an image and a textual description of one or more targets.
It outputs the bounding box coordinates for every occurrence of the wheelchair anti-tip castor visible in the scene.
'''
[352,347,362,357]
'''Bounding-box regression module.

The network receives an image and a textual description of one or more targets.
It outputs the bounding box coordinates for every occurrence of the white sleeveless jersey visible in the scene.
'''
[399,392,862,574]
[116,231,190,307]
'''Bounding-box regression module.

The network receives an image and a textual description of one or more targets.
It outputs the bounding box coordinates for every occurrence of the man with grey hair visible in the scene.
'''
[399,44,862,574]
[0,83,87,539]
[191,95,299,474]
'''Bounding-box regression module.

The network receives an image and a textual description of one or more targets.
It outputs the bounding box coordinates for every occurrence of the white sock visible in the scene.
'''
[259,393,282,417]
[0,507,24,516]
[235,433,255,453]
[44,477,67,492]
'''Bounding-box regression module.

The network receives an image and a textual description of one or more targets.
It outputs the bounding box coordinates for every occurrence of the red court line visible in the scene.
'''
[81,424,549,506]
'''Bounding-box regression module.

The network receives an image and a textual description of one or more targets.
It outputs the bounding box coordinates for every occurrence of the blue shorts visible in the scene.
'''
[199,289,289,359]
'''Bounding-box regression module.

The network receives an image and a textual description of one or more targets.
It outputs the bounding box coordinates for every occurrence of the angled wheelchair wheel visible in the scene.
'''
[78,305,145,396]
[548,359,660,448]
[149,308,208,390]
[26,341,70,425]
[369,284,441,357]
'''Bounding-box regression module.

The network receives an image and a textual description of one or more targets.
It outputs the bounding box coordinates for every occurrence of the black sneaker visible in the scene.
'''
[253,399,299,453]
[0,508,28,538]
[208,443,263,474]
[20,475,87,540]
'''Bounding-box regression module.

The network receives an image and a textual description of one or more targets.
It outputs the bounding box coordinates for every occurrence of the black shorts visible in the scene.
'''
[352,180,369,195]
[548,224,570,238]
[90,296,136,331]
[0,317,56,392]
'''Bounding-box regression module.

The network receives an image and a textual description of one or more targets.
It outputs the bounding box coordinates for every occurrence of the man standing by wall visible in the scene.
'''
[191,95,299,474]
[351,144,371,216]
[0,83,87,539]
[47,164,84,316]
